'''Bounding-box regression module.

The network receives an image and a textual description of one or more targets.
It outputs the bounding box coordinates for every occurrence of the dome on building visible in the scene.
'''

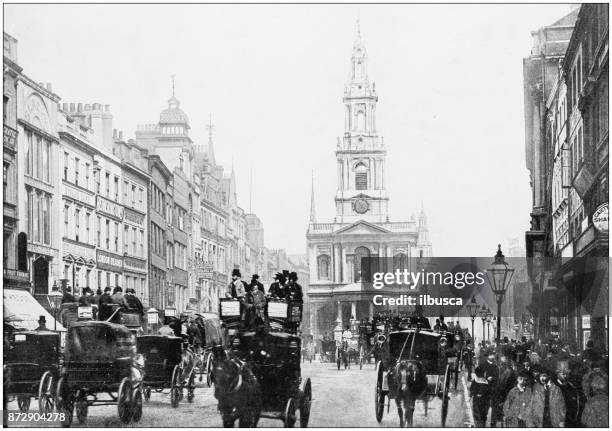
[159,96,190,126]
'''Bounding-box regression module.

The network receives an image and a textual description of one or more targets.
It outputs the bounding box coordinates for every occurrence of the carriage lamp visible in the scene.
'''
[48,281,64,331]
[467,296,480,344]
[485,245,515,342]
[478,304,488,343]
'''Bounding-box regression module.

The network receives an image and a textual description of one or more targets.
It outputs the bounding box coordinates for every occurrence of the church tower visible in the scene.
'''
[335,22,389,223]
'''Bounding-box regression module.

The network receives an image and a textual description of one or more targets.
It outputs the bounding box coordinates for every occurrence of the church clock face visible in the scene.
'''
[354,198,369,214]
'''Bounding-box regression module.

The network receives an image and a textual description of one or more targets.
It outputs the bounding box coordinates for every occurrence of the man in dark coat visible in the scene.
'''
[268,272,285,298]
[481,350,501,427]
[284,272,303,301]
[125,288,144,317]
[527,366,566,427]
[554,360,585,427]
[98,287,113,321]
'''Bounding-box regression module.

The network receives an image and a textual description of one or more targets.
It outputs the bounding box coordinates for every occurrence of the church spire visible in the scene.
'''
[205,113,216,165]
[310,170,317,223]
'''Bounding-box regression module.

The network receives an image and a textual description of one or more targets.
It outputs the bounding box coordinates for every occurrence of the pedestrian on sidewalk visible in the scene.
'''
[470,366,490,427]
[503,369,532,427]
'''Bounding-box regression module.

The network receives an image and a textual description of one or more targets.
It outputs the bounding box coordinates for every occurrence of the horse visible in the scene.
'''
[389,331,429,427]
[390,360,428,427]
[211,346,262,428]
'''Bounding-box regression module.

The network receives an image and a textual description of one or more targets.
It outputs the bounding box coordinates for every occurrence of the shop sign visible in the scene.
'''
[165,308,176,317]
[124,208,145,226]
[96,249,123,272]
[96,196,124,220]
[124,256,146,272]
[593,202,608,234]
[4,124,17,148]
[4,268,30,282]
[63,183,95,207]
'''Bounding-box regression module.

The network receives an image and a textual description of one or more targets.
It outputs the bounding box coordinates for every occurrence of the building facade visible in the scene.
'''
[524,5,609,349]
[306,28,432,340]
[3,33,29,290]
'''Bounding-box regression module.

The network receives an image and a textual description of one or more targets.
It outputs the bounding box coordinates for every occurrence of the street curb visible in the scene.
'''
[462,373,475,427]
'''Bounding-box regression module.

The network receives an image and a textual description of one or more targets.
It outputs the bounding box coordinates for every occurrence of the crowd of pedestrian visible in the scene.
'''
[61,285,144,323]
[469,336,609,427]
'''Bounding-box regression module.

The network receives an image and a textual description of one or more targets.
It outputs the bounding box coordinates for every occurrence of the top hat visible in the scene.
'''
[251,274,259,280]
[232,268,241,277]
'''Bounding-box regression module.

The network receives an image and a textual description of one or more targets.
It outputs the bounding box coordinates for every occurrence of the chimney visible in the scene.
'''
[113,129,117,139]
[77,103,83,112]
[104,104,110,112]
[69,103,75,112]
[46,83,52,92]
[119,131,123,140]
[62,103,69,112]
[84,104,91,111]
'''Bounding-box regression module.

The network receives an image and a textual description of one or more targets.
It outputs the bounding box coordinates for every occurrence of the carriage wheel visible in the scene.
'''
[299,378,312,428]
[206,353,214,387]
[453,361,460,391]
[131,388,143,423]
[38,371,55,413]
[170,365,182,408]
[17,396,30,412]
[143,386,151,402]
[187,373,195,403]
[117,377,133,424]
[283,397,296,428]
[55,377,73,427]
[440,363,451,427]
[76,399,88,424]
[374,361,386,423]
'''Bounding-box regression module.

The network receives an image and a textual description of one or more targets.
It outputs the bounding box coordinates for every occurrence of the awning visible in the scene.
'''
[4,289,66,332]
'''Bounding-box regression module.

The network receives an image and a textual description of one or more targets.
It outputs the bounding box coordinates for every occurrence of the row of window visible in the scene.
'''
[25,131,52,183]
[151,183,165,215]
[26,187,52,246]
[63,152,146,211]
[162,126,185,135]
[65,266,147,300]
[150,222,166,257]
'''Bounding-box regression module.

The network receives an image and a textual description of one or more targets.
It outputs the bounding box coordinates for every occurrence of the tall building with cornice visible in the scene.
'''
[306,25,432,339]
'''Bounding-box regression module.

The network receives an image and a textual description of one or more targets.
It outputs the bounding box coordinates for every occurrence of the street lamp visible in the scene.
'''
[47,281,63,331]
[485,245,515,342]
[467,296,480,343]
[479,304,488,343]
[485,311,492,341]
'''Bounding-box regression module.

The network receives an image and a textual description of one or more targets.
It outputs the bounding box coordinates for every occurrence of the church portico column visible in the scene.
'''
[341,247,347,283]
[334,300,344,337]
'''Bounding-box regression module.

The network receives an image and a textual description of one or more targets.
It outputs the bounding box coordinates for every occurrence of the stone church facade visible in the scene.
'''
[306,26,432,339]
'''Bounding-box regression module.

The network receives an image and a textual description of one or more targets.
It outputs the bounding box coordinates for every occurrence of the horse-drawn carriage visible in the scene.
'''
[56,321,143,426]
[136,335,196,407]
[374,328,455,427]
[190,312,225,387]
[216,298,312,427]
[3,329,61,413]
[319,339,337,363]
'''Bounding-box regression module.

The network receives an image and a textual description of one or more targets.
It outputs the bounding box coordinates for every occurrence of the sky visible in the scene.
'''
[5,3,574,256]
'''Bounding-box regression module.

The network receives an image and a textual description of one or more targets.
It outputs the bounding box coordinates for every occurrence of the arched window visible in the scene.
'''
[317,254,330,280]
[355,162,368,190]
[393,253,408,272]
[354,246,371,282]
